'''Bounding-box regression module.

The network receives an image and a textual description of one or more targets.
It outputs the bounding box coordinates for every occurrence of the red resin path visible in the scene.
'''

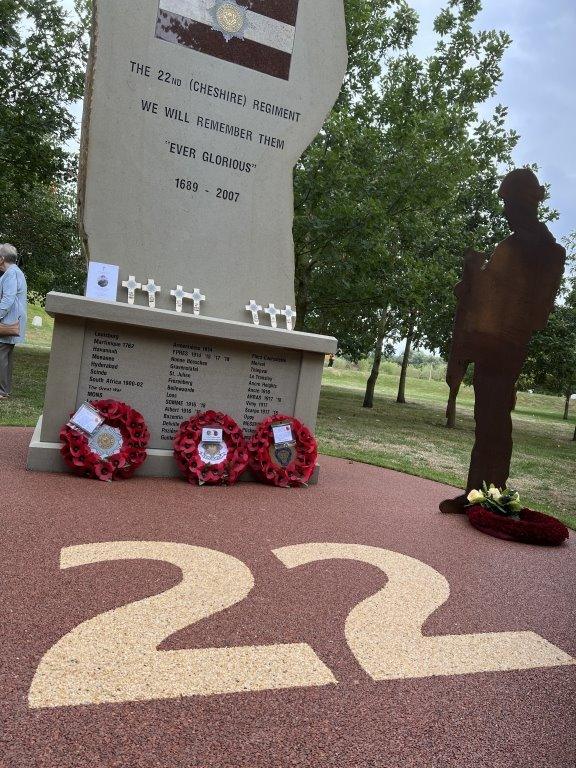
[1,427,575,768]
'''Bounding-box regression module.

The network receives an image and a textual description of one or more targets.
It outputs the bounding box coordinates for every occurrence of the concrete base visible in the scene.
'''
[27,417,69,474]
[27,416,182,478]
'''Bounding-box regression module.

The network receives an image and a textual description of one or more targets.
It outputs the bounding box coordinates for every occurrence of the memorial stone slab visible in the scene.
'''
[28,294,337,476]
[28,0,346,478]
[79,0,347,320]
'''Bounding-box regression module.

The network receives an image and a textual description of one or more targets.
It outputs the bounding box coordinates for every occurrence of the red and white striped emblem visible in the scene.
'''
[156,0,300,80]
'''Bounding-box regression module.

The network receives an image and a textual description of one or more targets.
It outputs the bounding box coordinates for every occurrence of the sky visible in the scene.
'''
[60,0,575,244]
[407,0,575,245]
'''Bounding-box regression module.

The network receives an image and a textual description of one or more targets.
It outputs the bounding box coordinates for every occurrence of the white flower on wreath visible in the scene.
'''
[487,485,502,501]
[467,489,484,504]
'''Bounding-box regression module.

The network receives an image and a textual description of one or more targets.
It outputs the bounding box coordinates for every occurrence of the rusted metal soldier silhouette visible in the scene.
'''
[440,169,566,514]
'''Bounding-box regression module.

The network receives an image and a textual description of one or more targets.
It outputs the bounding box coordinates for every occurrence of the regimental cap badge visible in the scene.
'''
[209,0,249,42]
[88,426,124,460]
[273,444,295,468]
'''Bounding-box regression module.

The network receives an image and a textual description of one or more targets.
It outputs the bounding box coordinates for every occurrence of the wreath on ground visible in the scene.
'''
[467,506,569,546]
[60,399,149,482]
[465,484,569,546]
[174,411,249,485]
[247,414,317,488]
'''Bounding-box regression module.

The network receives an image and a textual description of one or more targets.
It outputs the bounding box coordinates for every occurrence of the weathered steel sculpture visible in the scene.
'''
[440,169,566,514]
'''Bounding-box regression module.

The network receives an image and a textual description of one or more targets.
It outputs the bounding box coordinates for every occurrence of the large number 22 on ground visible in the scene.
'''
[28,542,574,709]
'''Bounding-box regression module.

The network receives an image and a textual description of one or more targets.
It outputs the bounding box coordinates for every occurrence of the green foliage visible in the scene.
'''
[522,292,576,416]
[1,183,84,299]
[0,0,88,296]
[294,0,521,373]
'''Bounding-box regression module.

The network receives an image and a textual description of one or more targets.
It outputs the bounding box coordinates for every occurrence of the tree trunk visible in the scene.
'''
[294,244,313,331]
[363,312,388,408]
[396,324,415,404]
[564,393,571,421]
[294,277,309,332]
[511,383,518,411]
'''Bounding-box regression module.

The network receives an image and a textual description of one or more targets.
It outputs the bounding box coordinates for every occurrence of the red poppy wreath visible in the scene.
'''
[247,414,318,488]
[467,506,569,546]
[174,411,249,485]
[60,399,150,482]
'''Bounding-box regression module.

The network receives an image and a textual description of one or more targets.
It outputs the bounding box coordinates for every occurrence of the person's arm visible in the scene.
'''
[0,271,17,320]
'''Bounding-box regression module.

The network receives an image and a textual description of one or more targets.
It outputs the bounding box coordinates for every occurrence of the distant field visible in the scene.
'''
[1,325,574,529]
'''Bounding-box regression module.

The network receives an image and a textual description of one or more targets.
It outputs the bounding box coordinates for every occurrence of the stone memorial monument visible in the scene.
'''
[27,0,346,476]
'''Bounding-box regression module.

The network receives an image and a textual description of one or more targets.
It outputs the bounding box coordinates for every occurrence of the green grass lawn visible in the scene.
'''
[0,346,49,426]
[0,306,53,425]
[316,367,575,529]
[22,305,54,349]
[1,326,574,530]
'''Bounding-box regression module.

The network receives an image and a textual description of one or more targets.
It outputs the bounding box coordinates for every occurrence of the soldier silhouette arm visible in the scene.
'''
[444,249,486,426]
[446,249,486,390]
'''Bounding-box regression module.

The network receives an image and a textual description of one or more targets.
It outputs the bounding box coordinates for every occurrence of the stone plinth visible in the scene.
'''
[27,292,336,477]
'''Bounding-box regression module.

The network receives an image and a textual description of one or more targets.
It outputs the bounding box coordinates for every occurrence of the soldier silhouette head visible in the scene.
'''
[498,169,546,233]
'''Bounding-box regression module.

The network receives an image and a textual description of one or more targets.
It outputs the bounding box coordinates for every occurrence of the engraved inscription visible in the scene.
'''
[76,324,300,447]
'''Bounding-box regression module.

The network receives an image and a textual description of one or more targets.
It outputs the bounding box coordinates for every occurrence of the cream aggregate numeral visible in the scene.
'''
[28,542,335,709]
[273,543,575,680]
[28,541,574,709]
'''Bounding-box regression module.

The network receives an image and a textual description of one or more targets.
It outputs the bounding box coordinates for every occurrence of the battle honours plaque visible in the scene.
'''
[28,0,346,477]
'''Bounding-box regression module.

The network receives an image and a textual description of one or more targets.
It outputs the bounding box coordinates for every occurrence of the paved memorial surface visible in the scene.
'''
[2,427,575,767]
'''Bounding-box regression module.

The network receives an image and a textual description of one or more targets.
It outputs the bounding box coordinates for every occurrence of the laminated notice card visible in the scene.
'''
[86,262,120,302]
[272,423,294,445]
[68,403,105,435]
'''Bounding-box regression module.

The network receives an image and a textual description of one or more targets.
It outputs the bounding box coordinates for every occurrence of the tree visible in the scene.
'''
[0,0,88,297]
[523,301,576,425]
[293,0,418,329]
[293,0,521,409]
[1,181,84,297]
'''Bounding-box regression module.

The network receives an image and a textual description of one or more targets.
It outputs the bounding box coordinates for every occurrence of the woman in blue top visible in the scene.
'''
[0,244,28,398]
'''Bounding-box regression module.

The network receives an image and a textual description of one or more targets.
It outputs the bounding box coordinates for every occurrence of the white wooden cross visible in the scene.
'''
[122,276,141,305]
[190,288,206,316]
[264,303,280,329]
[281,305,297,332]
[170,285,193,313]
[142,278,161,308]
[245,299,262,325]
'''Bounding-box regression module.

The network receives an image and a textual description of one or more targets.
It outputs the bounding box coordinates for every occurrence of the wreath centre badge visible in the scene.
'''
[198,427,229,465]
[88,425,124,459]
